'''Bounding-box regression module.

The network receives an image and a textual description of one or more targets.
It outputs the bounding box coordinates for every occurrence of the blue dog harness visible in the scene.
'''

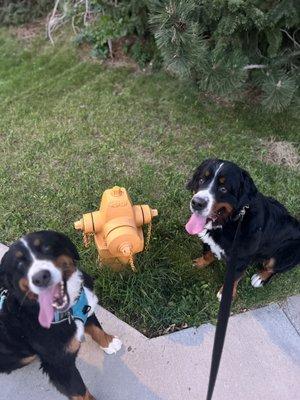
[52,287,91,325]
[0,289,7,312]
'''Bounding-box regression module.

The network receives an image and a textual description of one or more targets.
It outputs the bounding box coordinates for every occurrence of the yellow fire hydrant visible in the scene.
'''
[74,186,158,271]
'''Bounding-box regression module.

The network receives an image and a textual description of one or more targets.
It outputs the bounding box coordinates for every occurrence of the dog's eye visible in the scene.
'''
[17,260,26,271]
[42,244,51,253]
[199,178,205,185]
[219,186,227,193]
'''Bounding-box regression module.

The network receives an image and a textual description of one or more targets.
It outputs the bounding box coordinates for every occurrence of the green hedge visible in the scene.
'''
[0,0,52,26]
[149,0,299,112]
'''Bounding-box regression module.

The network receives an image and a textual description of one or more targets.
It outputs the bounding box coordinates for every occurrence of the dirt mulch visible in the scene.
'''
[78,36,139,71]
[11,19,45,41]
[260,138,300,170]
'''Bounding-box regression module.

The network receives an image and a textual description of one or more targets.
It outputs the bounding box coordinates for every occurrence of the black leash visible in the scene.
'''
[206,205,248,400]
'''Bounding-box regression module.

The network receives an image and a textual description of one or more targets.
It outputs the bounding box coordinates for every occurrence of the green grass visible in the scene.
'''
[0,28,299,337]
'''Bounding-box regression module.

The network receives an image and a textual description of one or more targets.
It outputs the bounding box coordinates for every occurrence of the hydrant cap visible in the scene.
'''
[112,186,123,197]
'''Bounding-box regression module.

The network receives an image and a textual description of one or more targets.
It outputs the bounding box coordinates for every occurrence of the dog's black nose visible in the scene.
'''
[191,197,208,211]
[32,270,51,288]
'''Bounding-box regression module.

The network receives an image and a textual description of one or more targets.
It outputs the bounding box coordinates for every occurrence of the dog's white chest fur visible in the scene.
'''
[198,228,225,260]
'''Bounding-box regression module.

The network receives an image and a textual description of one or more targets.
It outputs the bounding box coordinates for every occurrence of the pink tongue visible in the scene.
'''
[38,284,60,329]
[185,213,207,235]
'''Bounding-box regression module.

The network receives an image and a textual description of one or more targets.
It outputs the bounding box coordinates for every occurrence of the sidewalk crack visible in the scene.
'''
[280,301,300,337]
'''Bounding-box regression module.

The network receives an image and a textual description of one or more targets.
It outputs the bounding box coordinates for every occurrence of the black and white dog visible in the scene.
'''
[0,230,122,400]
[186,159,300,299]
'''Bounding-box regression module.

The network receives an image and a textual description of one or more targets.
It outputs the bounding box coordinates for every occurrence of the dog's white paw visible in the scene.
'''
[216,290,222,302]
[101,337,122,355]
[251,274,264,288]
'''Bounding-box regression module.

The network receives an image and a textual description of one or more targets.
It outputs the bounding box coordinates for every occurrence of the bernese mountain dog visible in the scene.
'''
[0,230,122,400]
[186,159,300,299]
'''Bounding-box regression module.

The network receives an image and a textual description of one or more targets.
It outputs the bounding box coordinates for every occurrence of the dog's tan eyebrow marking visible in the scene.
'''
[33,238,41,247]
[205,170,210,177]
[15,250,24,258]
[219,176,226,184]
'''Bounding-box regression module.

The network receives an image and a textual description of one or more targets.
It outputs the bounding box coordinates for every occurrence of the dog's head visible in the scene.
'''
[186,159,257,233]
[0,231,82,328]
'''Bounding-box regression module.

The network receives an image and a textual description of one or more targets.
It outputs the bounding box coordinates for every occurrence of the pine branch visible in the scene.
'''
[243,64,267,70]
[261,72,297,112]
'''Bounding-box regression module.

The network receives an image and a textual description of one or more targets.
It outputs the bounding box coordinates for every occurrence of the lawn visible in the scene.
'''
[0,27,299,337]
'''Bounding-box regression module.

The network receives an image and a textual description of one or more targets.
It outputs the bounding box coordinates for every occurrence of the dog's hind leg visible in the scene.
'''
[251,240,300,288]
[251,258,275,288]
[193,244,215,268]
[85,314,122,355]
[0,351,37,373]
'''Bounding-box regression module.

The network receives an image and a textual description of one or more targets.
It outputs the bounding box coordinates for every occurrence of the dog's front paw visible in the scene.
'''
[251,274,264,288]
[193,257,209,268]
[101,337,122,355]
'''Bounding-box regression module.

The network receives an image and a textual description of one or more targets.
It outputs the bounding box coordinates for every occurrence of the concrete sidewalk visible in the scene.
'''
[0,243,299,400]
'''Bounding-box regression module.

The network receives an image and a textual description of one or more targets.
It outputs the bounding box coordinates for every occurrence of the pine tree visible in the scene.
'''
[149,0,300,112]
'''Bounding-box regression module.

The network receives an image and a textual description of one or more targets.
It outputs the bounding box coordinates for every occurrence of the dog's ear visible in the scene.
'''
[238,169,257,209]
[0,258,5,288]
[186,159,217,191]
[0,250,11,289]
[186,166,202,191]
